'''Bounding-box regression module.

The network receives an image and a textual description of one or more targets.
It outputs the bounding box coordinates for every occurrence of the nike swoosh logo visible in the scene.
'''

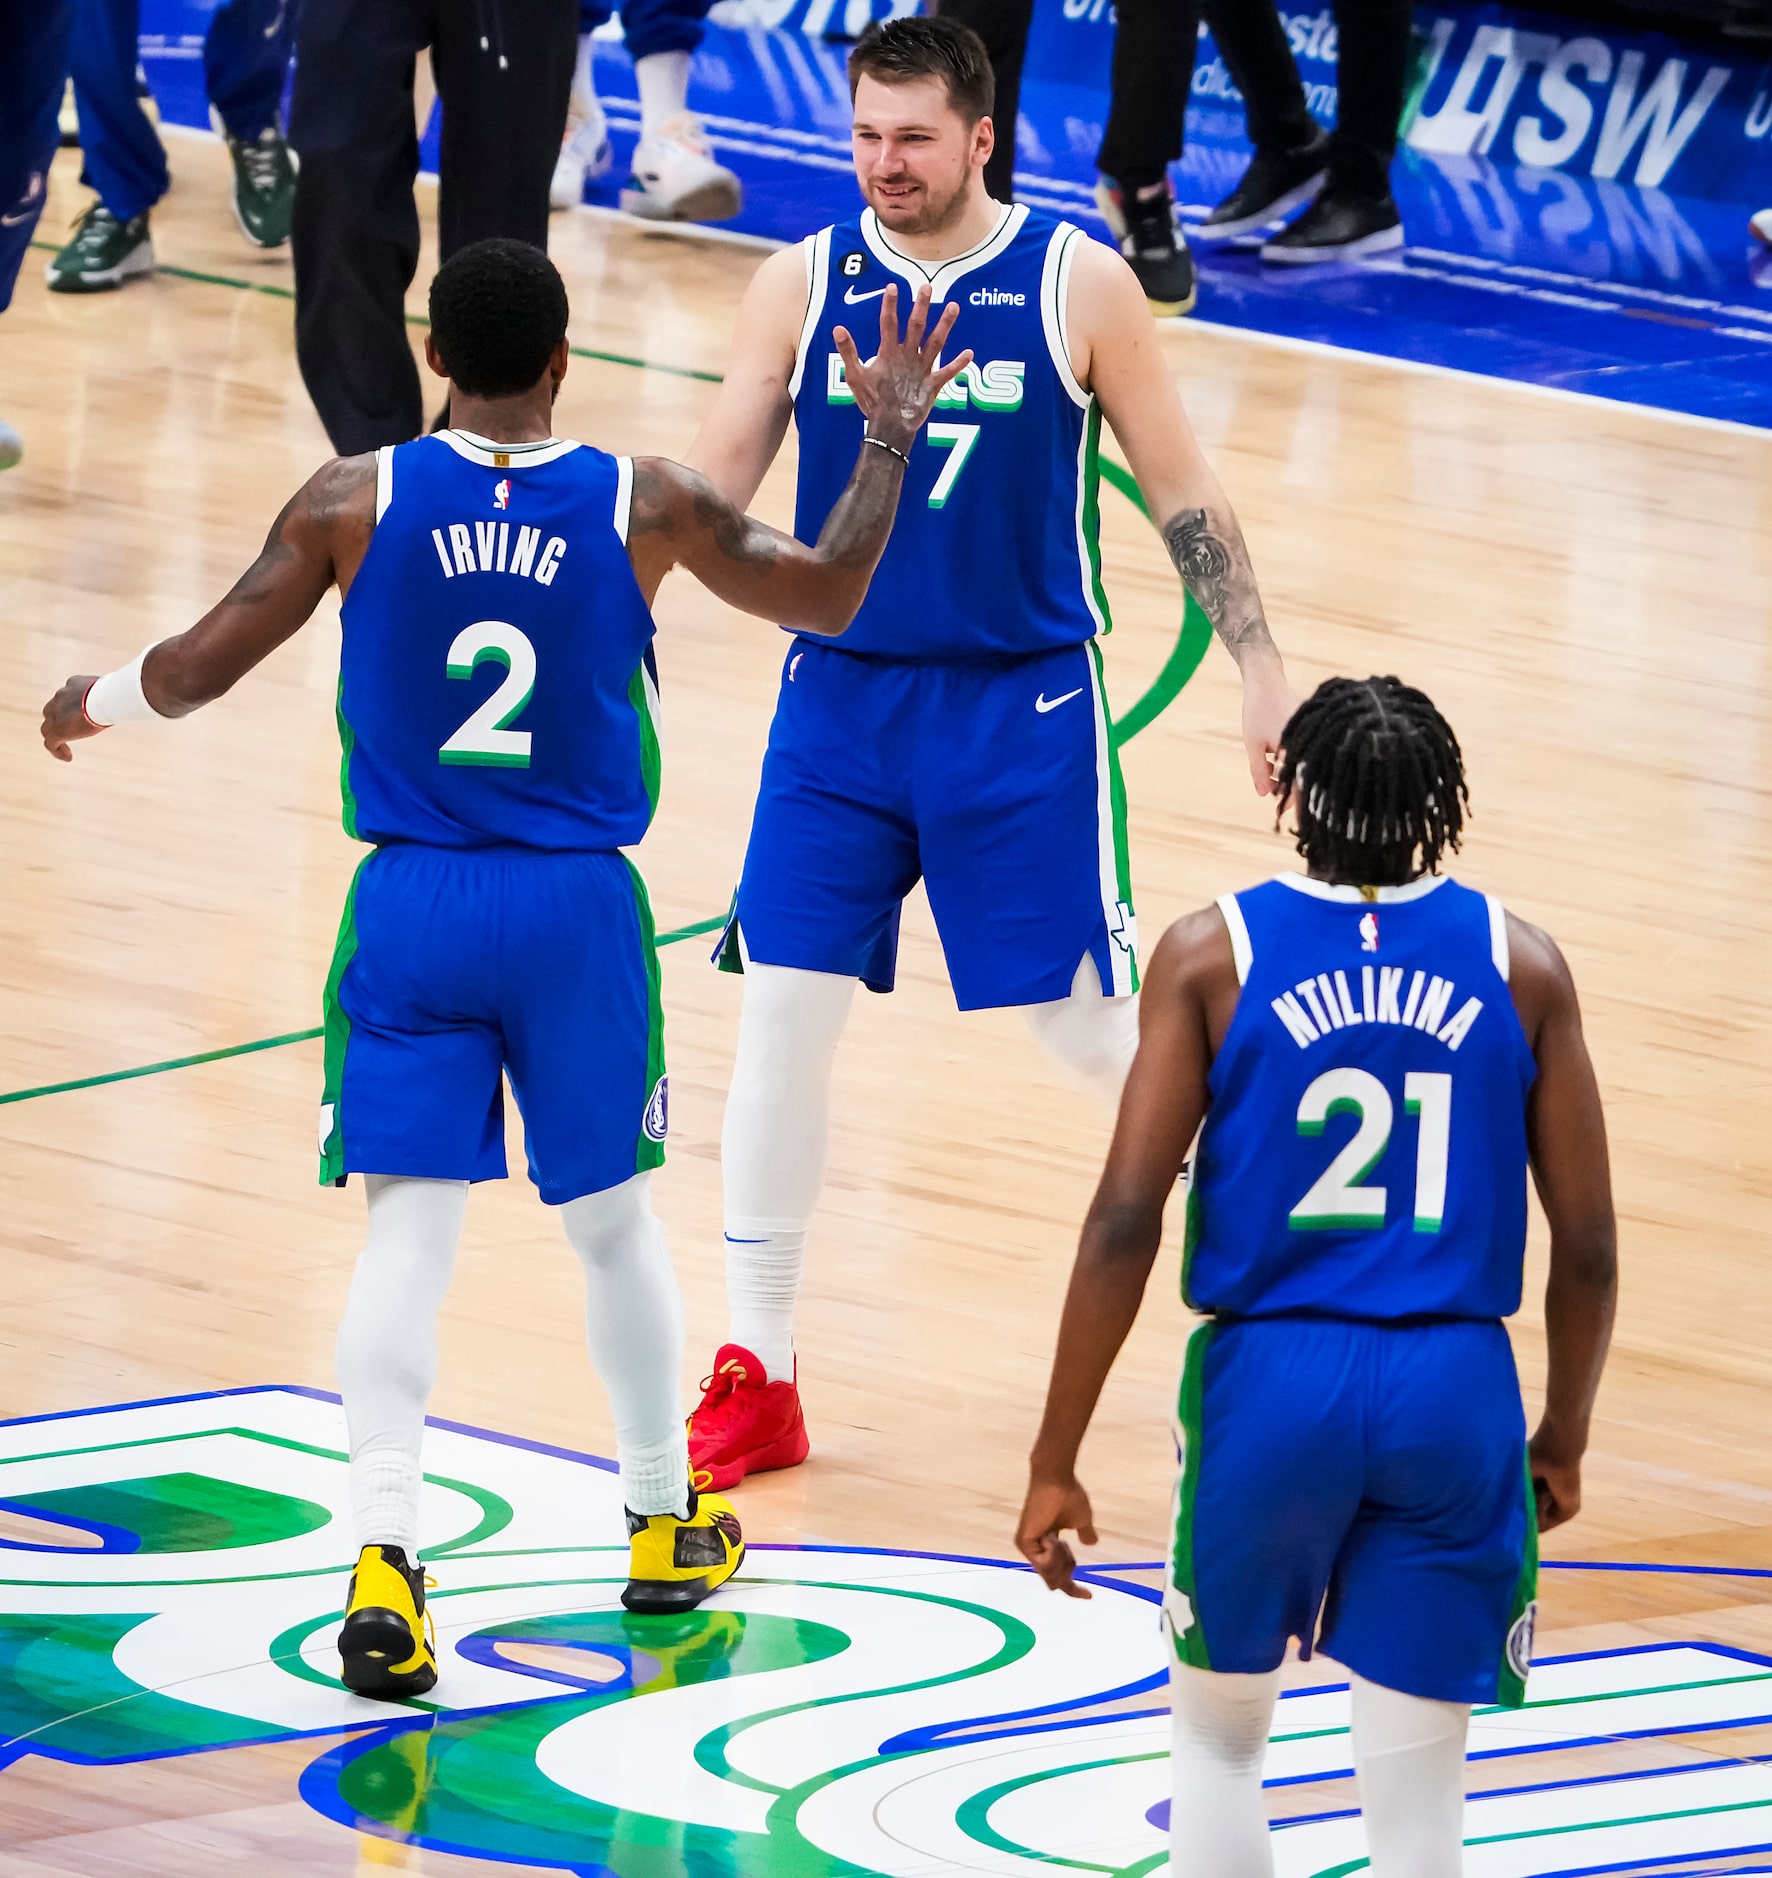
[843,285,888,304]
[1035,687,1084,714]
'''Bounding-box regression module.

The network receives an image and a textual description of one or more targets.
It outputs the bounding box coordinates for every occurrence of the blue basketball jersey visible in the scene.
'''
[336,431,660,851]
[1183,875,1538,1321]
[789,205,1109,660]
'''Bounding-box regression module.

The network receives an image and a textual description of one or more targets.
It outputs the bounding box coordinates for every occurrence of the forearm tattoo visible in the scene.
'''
[1161,507,1275,661]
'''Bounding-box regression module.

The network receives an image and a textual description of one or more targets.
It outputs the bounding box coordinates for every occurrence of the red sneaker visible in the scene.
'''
[687,1343,809,1490]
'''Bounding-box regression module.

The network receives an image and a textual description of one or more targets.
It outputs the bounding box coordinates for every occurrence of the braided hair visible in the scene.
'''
[1274,677,1469,887]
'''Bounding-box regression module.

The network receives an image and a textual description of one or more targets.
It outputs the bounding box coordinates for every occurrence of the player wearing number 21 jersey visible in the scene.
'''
[40,238,970,1697]
[682,16,1298,1492]
[1017,677,1618,1876]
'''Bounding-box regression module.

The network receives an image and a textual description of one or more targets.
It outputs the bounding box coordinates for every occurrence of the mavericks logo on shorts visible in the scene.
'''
[643,1076,670,1143]
[1507,1599,1538,1682]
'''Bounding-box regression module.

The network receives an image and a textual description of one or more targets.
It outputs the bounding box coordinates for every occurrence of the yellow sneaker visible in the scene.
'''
[338,1544,438,1700]
[622,1481,743,1614]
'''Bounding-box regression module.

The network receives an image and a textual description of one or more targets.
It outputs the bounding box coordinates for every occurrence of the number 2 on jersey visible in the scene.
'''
[440,621,535,769]
[1288,1068,1451,1234]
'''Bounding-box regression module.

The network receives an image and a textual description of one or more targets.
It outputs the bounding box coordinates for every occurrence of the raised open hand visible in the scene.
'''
[832,283,973,456]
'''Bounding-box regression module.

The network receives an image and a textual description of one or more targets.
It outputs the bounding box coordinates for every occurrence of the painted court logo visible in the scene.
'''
[2,1391,1770,1875]
[642,1074,669,1142]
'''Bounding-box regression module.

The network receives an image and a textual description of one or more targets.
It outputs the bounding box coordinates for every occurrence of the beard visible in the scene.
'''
[864,168,971,237]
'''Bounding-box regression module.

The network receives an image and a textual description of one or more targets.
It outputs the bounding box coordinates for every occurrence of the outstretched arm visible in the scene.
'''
[1015,907,1233,1595]
[629,286,971,632]
[1509,914,1617,1533]
[41,454,375,759]
[1066,238,1294,795]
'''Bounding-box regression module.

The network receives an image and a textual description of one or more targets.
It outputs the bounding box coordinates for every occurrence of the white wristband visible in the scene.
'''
[82,649,159,728]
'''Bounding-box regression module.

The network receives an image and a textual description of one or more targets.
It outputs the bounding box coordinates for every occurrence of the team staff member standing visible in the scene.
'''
[1018,678,1618,1874]
[40,239,971,1696]
[290,0,578,456]
[682,17,1294,1492]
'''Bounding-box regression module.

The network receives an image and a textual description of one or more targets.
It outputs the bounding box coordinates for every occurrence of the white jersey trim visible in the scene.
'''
[436,429,583,468]
[788,228,831,402]
[1486,893,1510,980]
[1216,894,1254,985]
[857,203,1027,302]
[1275,873,1450,905]
[374,446,395,522]
[613,455,634,544]
[1041,223,1090,411]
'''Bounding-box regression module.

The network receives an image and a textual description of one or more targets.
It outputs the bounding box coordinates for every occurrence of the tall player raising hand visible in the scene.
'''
[683,16,1296,1490]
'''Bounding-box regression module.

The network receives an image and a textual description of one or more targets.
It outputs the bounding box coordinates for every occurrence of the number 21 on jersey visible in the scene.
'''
[1289,1068,1452,1235]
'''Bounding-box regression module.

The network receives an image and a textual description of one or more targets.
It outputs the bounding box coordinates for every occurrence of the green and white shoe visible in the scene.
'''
[45,204,154,293]
[227,126,297,249]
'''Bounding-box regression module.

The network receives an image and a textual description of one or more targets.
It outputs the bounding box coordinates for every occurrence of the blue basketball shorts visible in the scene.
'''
[720,639,1137,1011]
[318,845,667,1205]
[1165,1316,1538,1707]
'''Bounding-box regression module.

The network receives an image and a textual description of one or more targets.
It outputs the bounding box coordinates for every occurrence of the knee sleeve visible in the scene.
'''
[1024,955,1139,1109]
[1351,1673,1469,1877]
[1168,1663,1279,1878]
[561,1173,688,1516]
[334,1175,467,1553]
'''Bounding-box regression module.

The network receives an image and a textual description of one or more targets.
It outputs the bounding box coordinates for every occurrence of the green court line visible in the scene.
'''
[27,242,722,383]
[0,915,727,1108]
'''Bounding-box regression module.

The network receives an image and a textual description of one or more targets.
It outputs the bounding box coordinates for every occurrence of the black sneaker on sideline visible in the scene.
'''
[1094,177,1196,316]
[1261,190,1403,265]
[1198,132,1330,240]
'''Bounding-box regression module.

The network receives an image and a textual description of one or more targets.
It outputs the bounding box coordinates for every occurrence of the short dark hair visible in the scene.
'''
[1275,676,1470,887]
[428,238,570,398]
[848,16,994,123]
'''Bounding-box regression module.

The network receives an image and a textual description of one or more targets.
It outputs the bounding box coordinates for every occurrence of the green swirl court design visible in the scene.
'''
[1,1388,1770,1874]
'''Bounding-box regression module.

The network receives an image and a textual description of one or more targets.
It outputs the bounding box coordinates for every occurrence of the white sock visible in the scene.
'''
[1168,1662,1279,1878]
[635,50,692,141]
[334,1174,468,1557]
[561,1172,689,1518]
[572,30,596,117]
[1024,954,1140,1110]
[1350,1673,1470,1875]
[720,959,856,1385]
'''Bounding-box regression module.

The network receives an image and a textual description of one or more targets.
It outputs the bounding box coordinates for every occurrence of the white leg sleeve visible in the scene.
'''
[334,1175,468,1556]
[1168,1663,1280,1878]
[1024,954,1140,1110]
[720,960,856,1384]
[1351,1673,1470,1877]
[560,1172,688,1519]
[635,48,691,138]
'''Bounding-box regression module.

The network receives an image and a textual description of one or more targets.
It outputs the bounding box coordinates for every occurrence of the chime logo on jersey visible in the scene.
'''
[493,478,511,511]
[1360,911,1380,952]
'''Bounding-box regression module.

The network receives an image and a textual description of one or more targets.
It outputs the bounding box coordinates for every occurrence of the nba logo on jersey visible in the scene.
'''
[1360,911,1380,951]
[493,478,511,510]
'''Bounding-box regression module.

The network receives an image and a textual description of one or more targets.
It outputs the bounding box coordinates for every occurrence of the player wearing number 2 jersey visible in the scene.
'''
[1017,677,1619,1876]
[39,239,970,1696]
[683,16,1297,1491]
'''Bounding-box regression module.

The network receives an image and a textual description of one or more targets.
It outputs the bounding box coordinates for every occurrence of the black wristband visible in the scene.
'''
[863,434,910,465]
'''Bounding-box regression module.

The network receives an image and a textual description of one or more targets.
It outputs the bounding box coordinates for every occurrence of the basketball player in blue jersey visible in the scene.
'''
[682,14,1297,1487]
[39,237,970,1700]
[1015,677,1619,1874]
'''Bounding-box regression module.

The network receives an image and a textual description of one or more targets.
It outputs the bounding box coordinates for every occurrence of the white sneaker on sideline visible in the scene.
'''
[1752,208,1772,250]
[620,113,742,223]
[551,96,613,210]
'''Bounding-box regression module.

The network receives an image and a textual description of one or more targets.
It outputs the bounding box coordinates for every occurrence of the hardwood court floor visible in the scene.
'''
[1,137,1771,1873]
